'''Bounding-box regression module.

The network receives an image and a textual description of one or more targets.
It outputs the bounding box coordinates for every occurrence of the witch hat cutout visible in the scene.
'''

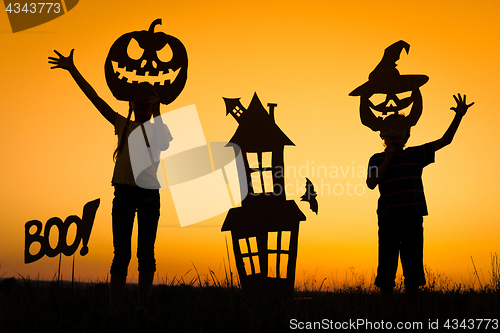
[350,40,429,135]
[350,41,428,97]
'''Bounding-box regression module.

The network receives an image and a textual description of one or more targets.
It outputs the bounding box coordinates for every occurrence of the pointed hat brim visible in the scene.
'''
[349,74,428,96]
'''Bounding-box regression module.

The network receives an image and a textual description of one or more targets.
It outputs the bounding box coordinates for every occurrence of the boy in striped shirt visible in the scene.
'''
[367,94,474,315]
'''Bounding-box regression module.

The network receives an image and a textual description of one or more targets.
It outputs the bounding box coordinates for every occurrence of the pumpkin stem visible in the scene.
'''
[149,19,162,33]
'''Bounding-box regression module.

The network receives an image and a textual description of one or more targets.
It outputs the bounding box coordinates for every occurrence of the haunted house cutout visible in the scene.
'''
[222,93,306,297]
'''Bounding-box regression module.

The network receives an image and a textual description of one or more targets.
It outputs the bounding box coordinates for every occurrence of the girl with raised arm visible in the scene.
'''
[49,49,169,314]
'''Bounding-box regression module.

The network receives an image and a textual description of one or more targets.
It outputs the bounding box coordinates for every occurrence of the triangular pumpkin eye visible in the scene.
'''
[369,93,386,106]
[396,91,412,100]
[127,38,144,60]
[156,43,173,63]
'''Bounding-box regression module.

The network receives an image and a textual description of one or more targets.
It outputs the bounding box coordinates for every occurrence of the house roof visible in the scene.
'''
[221,200,306,233]
[228,93,294,152]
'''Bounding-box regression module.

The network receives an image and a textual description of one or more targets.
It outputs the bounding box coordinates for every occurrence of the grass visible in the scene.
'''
[1,255,499,332]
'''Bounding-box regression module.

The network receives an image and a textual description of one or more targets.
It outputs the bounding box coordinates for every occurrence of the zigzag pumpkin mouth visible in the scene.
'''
[369,102,413,120]
[112,61,181,85]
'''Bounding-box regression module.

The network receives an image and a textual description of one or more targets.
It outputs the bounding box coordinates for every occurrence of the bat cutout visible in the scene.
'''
[301,178,318,214]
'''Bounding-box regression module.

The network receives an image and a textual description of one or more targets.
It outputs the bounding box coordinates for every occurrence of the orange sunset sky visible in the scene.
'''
[1,0,499,287]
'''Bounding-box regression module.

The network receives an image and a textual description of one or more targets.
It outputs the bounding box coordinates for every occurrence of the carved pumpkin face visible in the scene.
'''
[368,90,416,116]
[351,41,429,132]
[105,19,188,105]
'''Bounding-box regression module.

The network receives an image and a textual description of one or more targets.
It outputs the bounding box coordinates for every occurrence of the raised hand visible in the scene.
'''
[48,49,75,71]
[384,145,395,160]
[451,93,474,116]
[146,89,161,117]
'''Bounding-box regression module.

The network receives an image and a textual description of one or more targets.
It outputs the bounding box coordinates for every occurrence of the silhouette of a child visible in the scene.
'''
[366,94,474,315]
[49,49,171,314]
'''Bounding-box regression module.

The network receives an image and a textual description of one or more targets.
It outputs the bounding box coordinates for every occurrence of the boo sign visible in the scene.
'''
[24,199,99,263]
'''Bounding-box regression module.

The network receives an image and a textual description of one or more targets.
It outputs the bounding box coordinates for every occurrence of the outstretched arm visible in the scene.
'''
[432,94,474,151]
[48,50,116,125]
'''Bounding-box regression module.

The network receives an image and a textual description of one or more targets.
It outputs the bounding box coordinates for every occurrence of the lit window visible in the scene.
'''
[268,253,277,278]
[246,153,259,169]
[262,170,273,193]
[246,152,274,194]
[250,172,263,193]
[249,237,258,253]
[239,237,260,276]
[281,231,291,251]
[233,106,244,117]
[262,152,272,168]
[268,231,278,250]
[243,255,260,275]
[239,237,257,254]
[239,238,248,254]
[268,253,288,278]
[267,231,291,279]
[280,254,288,279]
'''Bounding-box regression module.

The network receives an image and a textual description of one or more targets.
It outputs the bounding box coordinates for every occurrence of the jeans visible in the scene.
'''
[110,184,160,276]
[374,215,426,289]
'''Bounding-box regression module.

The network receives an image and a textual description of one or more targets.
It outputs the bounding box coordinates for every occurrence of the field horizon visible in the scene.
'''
[1,256,499,332]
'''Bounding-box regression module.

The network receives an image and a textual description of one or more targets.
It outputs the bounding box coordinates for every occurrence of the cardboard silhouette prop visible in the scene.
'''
[350,40,428,137]
[301,178,318,214]
[105,18,188,105]
[24,199,100,263]
[222,93,306,297]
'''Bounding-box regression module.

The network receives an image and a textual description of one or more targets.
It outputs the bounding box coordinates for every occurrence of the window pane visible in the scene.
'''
[262,170,273,193]
[268,253,277,278]
[281,231,291,251]
[246,152,259,169]
[262,151,272,168]
[253,255,260,274]
[239,238,248,254]
[279,254,288,279]
[250,172,263,193]
[243,257,252,276]
[249,237,258,253]
[268,231,278,250]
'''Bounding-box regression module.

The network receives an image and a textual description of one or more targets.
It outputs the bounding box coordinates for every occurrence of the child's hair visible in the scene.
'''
[113,103,133,161]
[113,82,156,161]
[380,113,411,148]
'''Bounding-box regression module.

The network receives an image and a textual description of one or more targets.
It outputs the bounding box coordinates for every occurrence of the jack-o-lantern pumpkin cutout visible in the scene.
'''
[105,19,188,105]
[350,40,428,136]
